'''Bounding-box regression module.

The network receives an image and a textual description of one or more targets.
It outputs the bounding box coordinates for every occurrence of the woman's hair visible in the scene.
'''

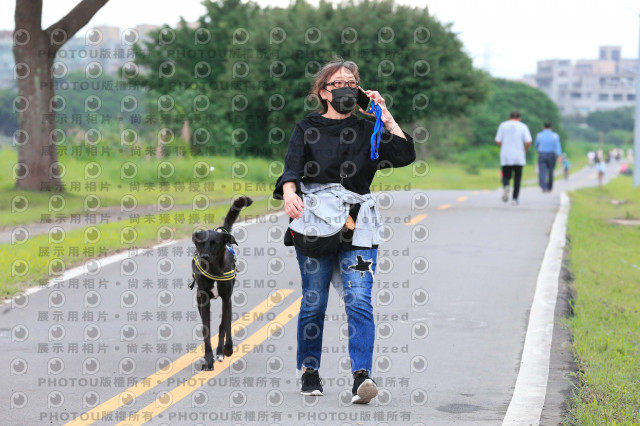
[310,56,360,114]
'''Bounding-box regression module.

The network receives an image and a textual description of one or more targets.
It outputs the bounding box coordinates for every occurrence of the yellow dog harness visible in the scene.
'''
[193,252,236,281]
[188,226,237,290]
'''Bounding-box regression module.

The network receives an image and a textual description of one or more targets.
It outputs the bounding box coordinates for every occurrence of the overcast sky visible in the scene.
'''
[2,0,638,78]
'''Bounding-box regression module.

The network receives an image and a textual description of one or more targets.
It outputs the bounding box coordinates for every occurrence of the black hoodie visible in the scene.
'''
[273,111,416,251]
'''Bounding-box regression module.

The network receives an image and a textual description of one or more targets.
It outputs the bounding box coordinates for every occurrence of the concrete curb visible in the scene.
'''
[503,191,570,425]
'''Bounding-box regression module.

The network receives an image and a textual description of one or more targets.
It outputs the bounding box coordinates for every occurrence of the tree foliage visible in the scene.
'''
[586,106,633,134]
[53,71,147,132]
[0,88,18,136]
[470,78,566,147]
[127,0,488,158]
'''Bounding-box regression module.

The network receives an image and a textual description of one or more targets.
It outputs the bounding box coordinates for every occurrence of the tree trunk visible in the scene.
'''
[13,0,109,191]
[181,119,190,143]
[14,33,61,191]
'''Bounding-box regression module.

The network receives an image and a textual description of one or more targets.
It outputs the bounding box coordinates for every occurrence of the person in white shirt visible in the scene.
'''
[495,110,532,205]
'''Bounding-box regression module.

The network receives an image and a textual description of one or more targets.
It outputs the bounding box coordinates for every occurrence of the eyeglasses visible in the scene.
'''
[325,80,359,89]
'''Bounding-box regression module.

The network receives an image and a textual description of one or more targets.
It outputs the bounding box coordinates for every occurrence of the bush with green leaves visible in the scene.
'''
[126,0,488,158]
[470,78,565,147]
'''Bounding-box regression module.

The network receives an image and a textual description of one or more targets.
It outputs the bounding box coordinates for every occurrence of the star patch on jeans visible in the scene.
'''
[347,255,374,278]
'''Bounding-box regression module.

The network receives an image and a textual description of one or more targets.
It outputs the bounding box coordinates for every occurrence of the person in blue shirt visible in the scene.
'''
[534,122,562,192]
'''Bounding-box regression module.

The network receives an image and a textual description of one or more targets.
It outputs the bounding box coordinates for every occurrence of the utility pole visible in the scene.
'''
[484,42,492,75]
[599,131,604,157]
[635,12,640,186]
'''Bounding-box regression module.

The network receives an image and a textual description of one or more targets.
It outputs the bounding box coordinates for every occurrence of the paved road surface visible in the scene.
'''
[1,162,621,425]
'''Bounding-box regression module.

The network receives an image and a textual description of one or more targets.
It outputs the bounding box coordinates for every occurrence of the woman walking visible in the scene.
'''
[272,56,416,404]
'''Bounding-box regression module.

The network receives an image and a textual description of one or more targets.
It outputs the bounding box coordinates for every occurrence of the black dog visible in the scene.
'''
[190,196,252,370]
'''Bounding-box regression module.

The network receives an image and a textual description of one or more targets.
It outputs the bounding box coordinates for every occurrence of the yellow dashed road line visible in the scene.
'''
[117,297,303,425]
[65,290,295,426]
[406,214,428,225]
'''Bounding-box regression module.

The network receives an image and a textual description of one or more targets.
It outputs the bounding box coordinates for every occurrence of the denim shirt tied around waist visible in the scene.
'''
[287,181,382,248]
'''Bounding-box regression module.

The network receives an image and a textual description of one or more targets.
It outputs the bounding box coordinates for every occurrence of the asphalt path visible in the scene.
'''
[1,162,621,425]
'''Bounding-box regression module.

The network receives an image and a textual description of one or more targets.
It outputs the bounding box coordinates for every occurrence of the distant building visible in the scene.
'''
[0,30,16,89]
[528,46,638,116]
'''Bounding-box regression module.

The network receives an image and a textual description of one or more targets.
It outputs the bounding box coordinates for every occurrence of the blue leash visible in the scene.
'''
[367,101,384,160]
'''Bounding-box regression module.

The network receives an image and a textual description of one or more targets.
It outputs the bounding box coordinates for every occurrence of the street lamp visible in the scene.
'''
[635,12,640,186]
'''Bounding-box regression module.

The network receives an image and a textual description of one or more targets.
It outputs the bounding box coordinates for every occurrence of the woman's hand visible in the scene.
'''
[344,215,355,230]
[358,89,395,125]
[283,190,304,219]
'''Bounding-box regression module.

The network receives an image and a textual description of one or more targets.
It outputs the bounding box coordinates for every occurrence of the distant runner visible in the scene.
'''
[495,110,532,206]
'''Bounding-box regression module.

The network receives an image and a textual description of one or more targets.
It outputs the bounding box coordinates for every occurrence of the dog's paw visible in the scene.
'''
[202,354,214,371]
[215,354,225,362]
[201,363,214,371]
[223,346,234,357]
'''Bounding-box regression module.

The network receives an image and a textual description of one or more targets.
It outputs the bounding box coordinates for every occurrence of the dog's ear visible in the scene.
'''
[225,233,237,246]
[192,230,205,244]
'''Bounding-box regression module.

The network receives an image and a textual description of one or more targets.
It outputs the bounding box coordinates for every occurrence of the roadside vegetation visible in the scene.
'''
[565,176,640,424]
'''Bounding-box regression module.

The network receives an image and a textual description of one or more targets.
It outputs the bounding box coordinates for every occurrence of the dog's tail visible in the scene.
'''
[222,196,253,231]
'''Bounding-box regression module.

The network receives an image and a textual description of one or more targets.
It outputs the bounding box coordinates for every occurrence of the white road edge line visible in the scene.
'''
[503,191,570,425]
[3,211,288,306]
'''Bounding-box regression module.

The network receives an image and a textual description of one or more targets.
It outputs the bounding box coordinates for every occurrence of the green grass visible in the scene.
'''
[0,197,272,298]
[0,148,276,226]
[1,141,599,229]
[372,161,503,191]
[565,176,640,424]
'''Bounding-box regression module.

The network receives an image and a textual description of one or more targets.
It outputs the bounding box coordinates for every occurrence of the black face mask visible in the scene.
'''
[328,86,358,114]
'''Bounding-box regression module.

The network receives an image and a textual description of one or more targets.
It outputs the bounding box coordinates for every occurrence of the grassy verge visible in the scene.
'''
[0,148,276,227]
[1,141,598,229]
[373,161,503,191]
[1,197,273,298]
[565,176,640,424]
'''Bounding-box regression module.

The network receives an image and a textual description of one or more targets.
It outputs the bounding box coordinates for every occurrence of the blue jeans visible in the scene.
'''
[538,152,557,190]
[295,247,377,374]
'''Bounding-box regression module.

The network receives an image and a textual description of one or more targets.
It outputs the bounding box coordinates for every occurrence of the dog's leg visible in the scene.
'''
[215,295,226,362]
[215,295,234,361]
[222,294,234,358]
[197,289,214,371]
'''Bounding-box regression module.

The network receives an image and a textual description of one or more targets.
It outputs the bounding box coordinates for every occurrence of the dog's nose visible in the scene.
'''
[200,253,211,259]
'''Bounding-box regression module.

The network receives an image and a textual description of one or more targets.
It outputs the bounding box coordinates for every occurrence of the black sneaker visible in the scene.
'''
[300,368,323,396]
[351,370,378,404]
